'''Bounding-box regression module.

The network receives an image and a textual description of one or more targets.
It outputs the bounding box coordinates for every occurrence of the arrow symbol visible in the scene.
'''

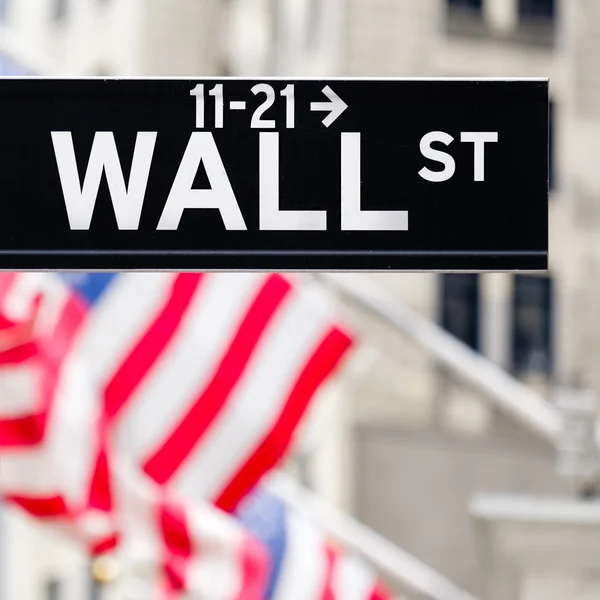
[310,86,348,128]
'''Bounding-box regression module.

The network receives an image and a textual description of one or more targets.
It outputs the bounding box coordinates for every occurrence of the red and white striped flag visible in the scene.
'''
[102,464,270,600]
[92,272,353,513]
[237,488,392,600]
[0,275,269,599]
[0,272,353,597]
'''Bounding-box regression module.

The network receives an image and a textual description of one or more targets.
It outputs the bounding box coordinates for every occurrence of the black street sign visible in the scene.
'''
[0,78,548,271]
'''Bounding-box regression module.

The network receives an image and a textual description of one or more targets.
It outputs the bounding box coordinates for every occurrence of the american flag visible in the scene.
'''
[237,488,392,600]
[0,272,353,597]
[104,463,270,599]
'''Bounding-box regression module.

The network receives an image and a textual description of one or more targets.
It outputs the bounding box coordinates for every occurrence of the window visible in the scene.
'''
[46,579,61,600]
[511,275,553,375]
[447,0,554,45]
[448,0,483,11]
[518,0,555,46]
[53,0,67,21]
[439,274,480,351]
[519,0,555,20]
[446,0,484,38]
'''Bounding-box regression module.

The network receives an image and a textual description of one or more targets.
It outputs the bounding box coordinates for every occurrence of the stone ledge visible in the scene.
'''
[471,494,600,600]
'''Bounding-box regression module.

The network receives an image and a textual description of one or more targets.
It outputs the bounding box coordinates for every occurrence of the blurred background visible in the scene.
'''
[1,1,600,599]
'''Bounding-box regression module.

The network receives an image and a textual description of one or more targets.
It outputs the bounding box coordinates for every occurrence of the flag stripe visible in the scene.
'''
[83,273,183,517]
[4,494,68,518]
[0,364,40,417]
[332,555,381,600]
[111,273,266,466]
[321,547,337,600]
[77,273,177,388]
[161,496,193,560]
[110,466,165,563]
[0,272,17,305]
[0,411,44,446]
[272,511,327,600]
[235,537,269,600]
[0,279,42,364]
[143,274,292,485]
[0,294,85,447]
[0,273,45,323]
[9,286,124,509]
[169,288,328,503]
[0,341,38,366]
[215,327,353,512]
[90,533,120,556]
[187,533,241,600]
[87,440,112,513]
[369,585,390,600]
[160,495,193,593]
[104,273,205,420]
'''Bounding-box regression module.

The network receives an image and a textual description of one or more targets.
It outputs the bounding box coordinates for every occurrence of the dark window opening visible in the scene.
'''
[447,0,554,46]
[446,0,485,39]
[439,274,480,351]
[448,0,483,11]
[519,0,555,20]
[511,275,553,375]
[517,0,555,46]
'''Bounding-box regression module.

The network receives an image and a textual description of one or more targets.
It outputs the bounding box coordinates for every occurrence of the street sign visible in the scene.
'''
[0,78,548,271]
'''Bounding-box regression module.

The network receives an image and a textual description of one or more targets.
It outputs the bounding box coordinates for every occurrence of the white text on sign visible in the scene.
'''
[50,84,498,232]
[419,131,499,182]
[190,84,348,130]
[51,131,408,232]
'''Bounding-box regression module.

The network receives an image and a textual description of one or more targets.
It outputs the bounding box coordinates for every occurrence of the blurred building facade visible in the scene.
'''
[1,0,580,393]
[0,1,599,599]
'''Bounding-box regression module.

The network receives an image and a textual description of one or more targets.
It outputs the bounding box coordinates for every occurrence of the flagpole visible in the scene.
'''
[314,272,562,442]
[267,472,480,600]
